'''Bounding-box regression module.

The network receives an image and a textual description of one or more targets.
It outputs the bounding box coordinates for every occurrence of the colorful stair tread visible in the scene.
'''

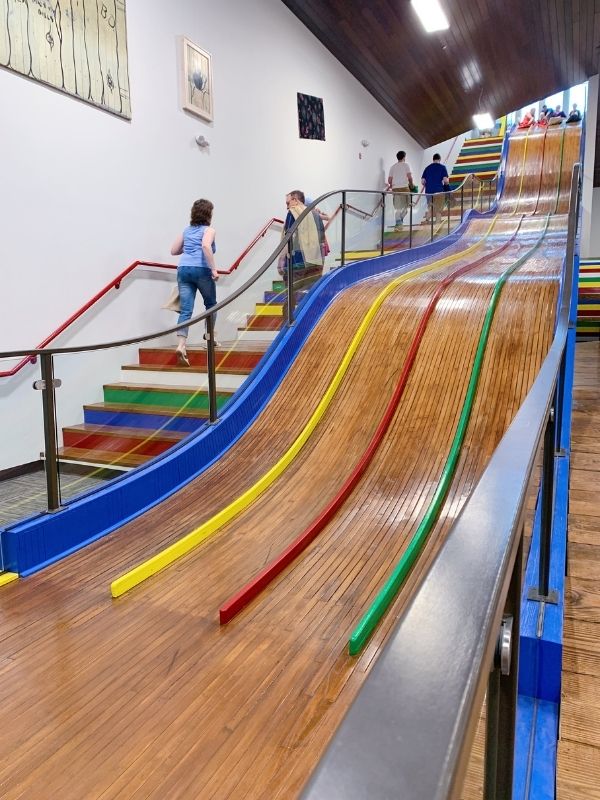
[83,402,210,433]
[62,423,185,457]
[449,135,503,189]
[103,382,234,410]
[57,280,285,471]
[577,260,600,335]
[58,446,149,468]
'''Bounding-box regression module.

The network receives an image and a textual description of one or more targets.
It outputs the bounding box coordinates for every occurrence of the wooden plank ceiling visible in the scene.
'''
[282,0,600,181]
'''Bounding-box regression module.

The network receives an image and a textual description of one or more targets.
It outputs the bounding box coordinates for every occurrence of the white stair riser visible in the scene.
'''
[236,330,278,343]
[120,368,247,390]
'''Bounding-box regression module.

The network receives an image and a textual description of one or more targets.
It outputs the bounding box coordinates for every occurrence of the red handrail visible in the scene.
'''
[219,217,283,274]
[0,218,284,378]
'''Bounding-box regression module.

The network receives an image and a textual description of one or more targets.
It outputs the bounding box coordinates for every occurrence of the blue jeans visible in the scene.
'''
[177,265,217,338]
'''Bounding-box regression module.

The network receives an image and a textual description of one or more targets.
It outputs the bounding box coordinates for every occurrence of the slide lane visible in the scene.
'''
[0,128,578,799]
[109,220,501,597]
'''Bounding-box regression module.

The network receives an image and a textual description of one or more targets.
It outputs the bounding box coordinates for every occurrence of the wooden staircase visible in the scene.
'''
[58,278,287,470]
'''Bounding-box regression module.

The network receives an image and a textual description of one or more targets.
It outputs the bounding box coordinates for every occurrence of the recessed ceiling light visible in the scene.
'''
[473,113,495,129]
[411,0,450,33]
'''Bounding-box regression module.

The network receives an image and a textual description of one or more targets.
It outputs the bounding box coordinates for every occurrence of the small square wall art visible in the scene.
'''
[297,93,325,140]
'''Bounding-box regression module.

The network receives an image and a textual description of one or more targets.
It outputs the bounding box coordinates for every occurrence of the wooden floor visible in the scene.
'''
[557,340,600,799]
[0,128,580,798]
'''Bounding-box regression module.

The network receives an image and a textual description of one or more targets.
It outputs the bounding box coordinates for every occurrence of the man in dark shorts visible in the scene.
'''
[421,153,449,223]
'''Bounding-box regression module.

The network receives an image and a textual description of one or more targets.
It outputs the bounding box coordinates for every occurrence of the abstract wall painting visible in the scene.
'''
[0,0,131,118]
[182,37,213,122]
[297,92,325,140]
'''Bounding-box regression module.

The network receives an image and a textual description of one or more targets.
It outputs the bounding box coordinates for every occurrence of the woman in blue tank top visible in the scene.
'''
[170,198,218,366]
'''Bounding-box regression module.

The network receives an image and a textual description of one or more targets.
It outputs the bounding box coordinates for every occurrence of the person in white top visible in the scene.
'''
[387,151,414,228]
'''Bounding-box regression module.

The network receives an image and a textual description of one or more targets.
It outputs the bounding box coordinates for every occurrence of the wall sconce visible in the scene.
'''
[196,135,210,148]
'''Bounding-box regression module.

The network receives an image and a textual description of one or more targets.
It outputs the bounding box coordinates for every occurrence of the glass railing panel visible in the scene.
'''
[342,191,384,263]
[0,354,64,529]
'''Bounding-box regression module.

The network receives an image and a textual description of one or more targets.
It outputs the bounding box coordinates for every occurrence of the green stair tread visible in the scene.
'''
[84,402,210,418]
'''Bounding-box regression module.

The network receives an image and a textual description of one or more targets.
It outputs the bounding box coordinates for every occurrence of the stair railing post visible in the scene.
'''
[460,184,464,223]
[447,192,451,235]
[527,399,559,604]
[37,352,61,512]
[471,176,474,209]
[484,534,522,800]
[340,191,347,268]
[380,191,386,257]
[285,237,294,326]
[205,313,219,424]
[409,196,413,249]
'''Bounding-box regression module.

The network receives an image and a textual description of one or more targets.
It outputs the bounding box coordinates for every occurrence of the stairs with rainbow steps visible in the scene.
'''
[58,279,287,469]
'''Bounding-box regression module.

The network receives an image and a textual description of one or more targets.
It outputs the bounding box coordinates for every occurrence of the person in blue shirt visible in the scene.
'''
[170,198,219,366]
[421,153,449,223]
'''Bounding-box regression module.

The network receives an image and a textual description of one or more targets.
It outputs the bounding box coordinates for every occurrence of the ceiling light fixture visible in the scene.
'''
[411,0,450,33]
[473,112,494,130]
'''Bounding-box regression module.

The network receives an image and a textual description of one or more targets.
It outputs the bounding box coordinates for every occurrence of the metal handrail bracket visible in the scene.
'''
[301,164,580,800]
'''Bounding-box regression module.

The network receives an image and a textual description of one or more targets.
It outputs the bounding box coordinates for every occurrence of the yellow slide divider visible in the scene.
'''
[0,572,19,587]
[110,218,498,598]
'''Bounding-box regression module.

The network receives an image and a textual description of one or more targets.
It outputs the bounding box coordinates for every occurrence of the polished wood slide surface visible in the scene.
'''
[0,128,579,798]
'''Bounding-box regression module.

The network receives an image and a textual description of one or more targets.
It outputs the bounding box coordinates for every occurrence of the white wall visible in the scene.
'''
[581,75,599,258]
[0,0,422,471]
[588,188,600,255]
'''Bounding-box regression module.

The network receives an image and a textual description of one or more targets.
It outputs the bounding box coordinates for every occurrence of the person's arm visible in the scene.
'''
[386,170,393,190]
[442,166,449,186]
[201,227,219,279]
[170,233,184,256]
[407,168,414,188]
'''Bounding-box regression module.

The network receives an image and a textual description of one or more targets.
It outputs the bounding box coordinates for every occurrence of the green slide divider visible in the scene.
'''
[348,215,552,656]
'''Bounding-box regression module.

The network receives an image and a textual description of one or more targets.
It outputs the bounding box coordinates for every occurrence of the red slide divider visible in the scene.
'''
[219,227,518,625]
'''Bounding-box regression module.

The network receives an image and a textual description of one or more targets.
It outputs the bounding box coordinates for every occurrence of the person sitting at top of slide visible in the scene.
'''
[548,104,567,125]
[566,103,582,123]
[518,107,536,128]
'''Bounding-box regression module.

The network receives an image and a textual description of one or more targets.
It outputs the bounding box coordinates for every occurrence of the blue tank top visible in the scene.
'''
[179,225,216,268]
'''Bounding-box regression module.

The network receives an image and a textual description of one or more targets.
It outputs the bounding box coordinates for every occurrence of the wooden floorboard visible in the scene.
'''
[558,340,600,797]
[0,131,580,798]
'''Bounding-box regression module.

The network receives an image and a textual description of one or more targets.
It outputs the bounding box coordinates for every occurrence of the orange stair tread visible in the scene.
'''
[63,423,185,441]
[58,446,148,467]
[122,364,254,375]
[103,382,236,395]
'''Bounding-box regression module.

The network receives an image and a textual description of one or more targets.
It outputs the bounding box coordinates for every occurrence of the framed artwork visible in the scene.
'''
[297,93,325,140]
[182,37,213,121]
[0,0,131,119]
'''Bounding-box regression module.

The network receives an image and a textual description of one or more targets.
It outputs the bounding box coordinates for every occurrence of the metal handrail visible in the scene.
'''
[301,163,580,800]
[0,217,284,378]
[0,184,478,361]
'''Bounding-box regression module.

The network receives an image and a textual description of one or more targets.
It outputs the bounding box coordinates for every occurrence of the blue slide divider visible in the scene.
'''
[1,216,478,576]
